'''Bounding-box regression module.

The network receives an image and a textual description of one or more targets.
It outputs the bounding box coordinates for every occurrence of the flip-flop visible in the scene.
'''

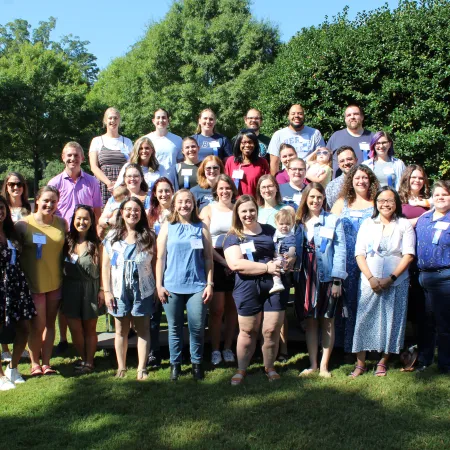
[30,365,43,376]
[42,365,57,375]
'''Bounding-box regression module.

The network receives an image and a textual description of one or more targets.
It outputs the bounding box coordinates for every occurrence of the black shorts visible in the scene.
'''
[213,249,235,292]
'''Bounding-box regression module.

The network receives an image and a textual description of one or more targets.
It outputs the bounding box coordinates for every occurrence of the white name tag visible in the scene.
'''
[319,227,334,239]
[434,221,449,230]
[190,238,203,249]
[69,253,79,264]
[209,141,220,148]
[293,193,302,204]
[181,169,193,176]
[350,211,363,218]
[232,169,244,180]
[32,233,47,245]
[359,143,370,151]
[240,241,256,253]
[383,167,395,175]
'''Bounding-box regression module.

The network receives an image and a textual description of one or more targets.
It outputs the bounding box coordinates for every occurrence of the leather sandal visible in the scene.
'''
[115,368,127,379]
[137,369,149,381]
[349,365,367,378]
[42,365,57,375]
[265,367,281,382]
[30,365,43,376]
[231,369,246,386]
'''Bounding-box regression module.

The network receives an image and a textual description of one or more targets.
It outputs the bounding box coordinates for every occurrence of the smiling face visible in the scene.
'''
[152,109,169,130]
[344,106,364,131]
[138,142,153,164]
[259,178,277,201]
[182,139,199,161]
[121,200,141,227]
[204,161,221,182]
[240,135,255,159]
[374,136,392,158]
[287,160,306,185]
[338,150,357,174]
[6,175,24,201]
[216,180,233,204]
[288,105,305,130]
[244,109,262,133]
[237,200,258,227]
[280,147,297,167]
[62,146,83,171]
[73,208,92,234]
[352,170,370,196]
[175,191,194,220]
[156,182,173,208]
[104,109,120,131]
[199,111,216,134]
[124,167,142,192]
[36,191,58,216]
[376,190,396,220]
[306,188,324,214]
[409,169,424,194]
[433,187,450,213]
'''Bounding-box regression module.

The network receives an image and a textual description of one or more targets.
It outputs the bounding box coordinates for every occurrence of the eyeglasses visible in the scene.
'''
[260,185,275,191]
[7,182,23,188]
[376,199,396,205]
[289,167,306,172]
[205,166,220,171]
[123,207,141,213]
[125,175,141,179]
[246,116,261,120]
[375,141,390,146]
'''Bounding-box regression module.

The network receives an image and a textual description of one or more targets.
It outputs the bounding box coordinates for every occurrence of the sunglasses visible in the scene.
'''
[7,182,23,188]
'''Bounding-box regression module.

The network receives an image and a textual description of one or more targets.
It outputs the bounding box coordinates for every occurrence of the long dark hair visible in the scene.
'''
[111,196,155,252]
[124,164,149,193]
[0,195,19,247]
[232,130,260,164]
[398,164,431,204]
[1,172,31,214]
[372,186,405,220]
[65,205,101,264]
[34,185,60,213]
[148,177,174,227]
[295,183,326,225]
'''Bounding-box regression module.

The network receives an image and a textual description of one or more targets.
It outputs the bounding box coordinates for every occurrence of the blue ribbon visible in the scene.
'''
[111,251,118,267]
[213,148,218,156]
[154,223,161,235]
[36,244,43,260]
[319,238,328,253]
[7,240,16,265]
[234,179,240,189]
[387,174,394,187]
[362,150,368,161]
[367,243,374,255]
[350,217,360,232]
[183,175,190,189]
[245,248,254,262]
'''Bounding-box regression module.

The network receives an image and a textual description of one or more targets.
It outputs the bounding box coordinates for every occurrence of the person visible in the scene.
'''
[326,105,374,174]
[305,147,333,188]
[362,131,405,190]
[232,108,271,161]
[114,136,167,191]
[156,189,214,381]
[268,104,325,176]
[61,205,103,374]
[398,164,432,227]
[351,187,415,377]
[415,180,450,374]
[279,158,307,210]
[225,130,269,197]
[146,177,174,368]
[168,137,201,190]
[15,186,66,376]
[325,146,358,209]
[102,197,156,380]
[89,107,133,206]
[275,144,297,185]
[331,165,379,354]
[0,173,32,362]
[144,108,183,173]
[200,175,238,365]
[0,195,36,390]
[191,108,232,161]
[294,183,347,377]
[190,156,225,212]
[223,195,285,385]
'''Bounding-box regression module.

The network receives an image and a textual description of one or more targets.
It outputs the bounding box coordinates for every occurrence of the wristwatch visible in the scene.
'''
[390,274,397,282]
[206,282,215,287]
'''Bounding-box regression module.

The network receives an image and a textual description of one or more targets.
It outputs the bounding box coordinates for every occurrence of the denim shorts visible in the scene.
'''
[110,285,154,318]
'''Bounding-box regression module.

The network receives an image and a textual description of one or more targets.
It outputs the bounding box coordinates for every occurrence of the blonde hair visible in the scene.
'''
[275,208,294,226]
[308,147,332,167]
[103,107,121,127]
[195,108,216,134]
[62,141,84,157]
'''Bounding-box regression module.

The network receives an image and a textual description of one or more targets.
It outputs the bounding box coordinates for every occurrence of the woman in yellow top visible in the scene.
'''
[15,186,66,376]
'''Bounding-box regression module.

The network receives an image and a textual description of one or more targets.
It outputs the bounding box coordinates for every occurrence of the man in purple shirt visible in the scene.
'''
[48,141,102,224]
[48,141,102,353]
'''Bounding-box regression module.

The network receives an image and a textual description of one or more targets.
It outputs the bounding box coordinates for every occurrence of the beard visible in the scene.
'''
[289,119,305,130]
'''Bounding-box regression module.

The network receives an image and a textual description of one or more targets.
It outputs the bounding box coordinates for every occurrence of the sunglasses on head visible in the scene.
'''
[7,182,23,188]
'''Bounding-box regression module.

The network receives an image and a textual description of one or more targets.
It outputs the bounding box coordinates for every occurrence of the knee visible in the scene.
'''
[239,327,257,340]
[262,327,278,340]
[210,305,224,320]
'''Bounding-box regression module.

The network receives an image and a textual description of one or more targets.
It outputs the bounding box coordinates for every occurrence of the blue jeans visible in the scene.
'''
[150,300,162,352]
[418,268,450,372]
[163,290,207,364]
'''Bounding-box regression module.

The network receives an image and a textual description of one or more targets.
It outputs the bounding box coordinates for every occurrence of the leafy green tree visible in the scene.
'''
[90,0,280,138]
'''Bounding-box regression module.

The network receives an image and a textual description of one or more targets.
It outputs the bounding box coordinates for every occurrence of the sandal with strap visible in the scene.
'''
[231,369,246,386]
[137,369,149,381]
[375,363,388,377]
[349,365,367,378]
[265,367,281,382]
[42,365,57,375]
[78,363,94,375]
[30,365,43,376]
[115,369,127,379]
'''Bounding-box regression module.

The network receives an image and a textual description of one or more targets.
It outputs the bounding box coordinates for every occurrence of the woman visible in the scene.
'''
[275,144,297,185]
[89,107,133,206]
[191,108,232,161]
[415,180,450,374]
[294,183,347,377]
[146,177,174,368]
[351,187,415,377]
[223,195,284,385]
[0,196,36,389]
[1,172,31,223]
[15,186,66,376]
[168,137,201,191]
[225,130,269,197]
[190,156,225,212]
[102,197,156,380]
[145,108,182,173]
[362,131,405,190]
[331,165,379,354]
[156,189,213,381]
[398,164,432,227]
[279,158,308,210]
[114,136,167,191]
[99,164,151,230]
[200,175,238,365]
[62,205,103,374]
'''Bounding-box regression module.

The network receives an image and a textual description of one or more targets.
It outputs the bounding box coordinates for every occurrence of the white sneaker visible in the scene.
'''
[0,376,16,391]
[269,282,285,294]
[5,365,25,384]
[1,352,12,362]
[211,350,222,366]
[21,349,30,360]
[222,349,235,363]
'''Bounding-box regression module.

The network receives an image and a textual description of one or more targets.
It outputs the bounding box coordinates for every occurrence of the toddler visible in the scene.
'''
[305,147,333,188]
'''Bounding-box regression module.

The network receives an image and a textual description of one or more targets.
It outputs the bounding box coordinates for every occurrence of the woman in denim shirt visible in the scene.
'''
[294,183,347,378]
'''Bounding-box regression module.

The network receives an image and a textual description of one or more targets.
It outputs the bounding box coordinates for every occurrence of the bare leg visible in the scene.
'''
[305,318,319,369]
[41,298,61,366]
[209,291,225,352]
[279,315,289,356]
[319,318,335,374]
[10,320,30,369]
[83,319,98,366]
[223,291,237,350]
[261,311,285,369]
[58,311,69,342]
[66,318,86,361]
[236,314,262,370]
[133,316,150,371]
[114,316,131,370]
[1,344,9,353]
[29,299,46,368]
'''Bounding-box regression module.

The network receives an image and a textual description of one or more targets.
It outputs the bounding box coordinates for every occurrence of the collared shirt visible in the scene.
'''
[48,170,102,224]
[325,174,345,209]
[416,210,450,270]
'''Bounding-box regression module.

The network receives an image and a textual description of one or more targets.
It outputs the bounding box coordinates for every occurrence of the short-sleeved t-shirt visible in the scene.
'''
[191,185,214,212]
[268,126,325,160]
[190,133,232,161]
[224,157,270,197]
[279,183,305,210]
[145,131,183,172]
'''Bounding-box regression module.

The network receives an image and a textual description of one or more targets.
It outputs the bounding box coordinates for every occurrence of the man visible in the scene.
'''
[327,105,374,174]
[279,158,307,210]
[325,146,358,209]
[268,104,325,176]
[232,108,271,161]
[48,141,102,353]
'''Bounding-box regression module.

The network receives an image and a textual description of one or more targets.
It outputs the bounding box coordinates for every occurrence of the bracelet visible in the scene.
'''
[99,287,104,291]
[104,290,111,293]
[206,282,214,287]
[367,276,374,281]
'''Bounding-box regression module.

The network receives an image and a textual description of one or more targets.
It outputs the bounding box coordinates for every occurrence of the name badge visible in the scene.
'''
[319,227,334,240]
[190,238,203,249]
[359,143,370,151]
[7,240,15,250]
[32,233,47,245]
[293,193,302,204]
[232,169,244,180]
[350,211,363,218]
[209,141,220,148]
[69,253,79,264]
[240,241,256,253]
[383,167,395,175]
[434,221,449,230]
[181,169,193,176]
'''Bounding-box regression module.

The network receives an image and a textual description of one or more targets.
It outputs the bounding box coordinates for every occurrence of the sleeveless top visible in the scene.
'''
[209,202,233,248]
[20,214,65,293]
[98,136,128,169]
[164,222,206,294]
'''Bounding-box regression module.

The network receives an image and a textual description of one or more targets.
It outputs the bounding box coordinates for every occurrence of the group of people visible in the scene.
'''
[0,103,448,391]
